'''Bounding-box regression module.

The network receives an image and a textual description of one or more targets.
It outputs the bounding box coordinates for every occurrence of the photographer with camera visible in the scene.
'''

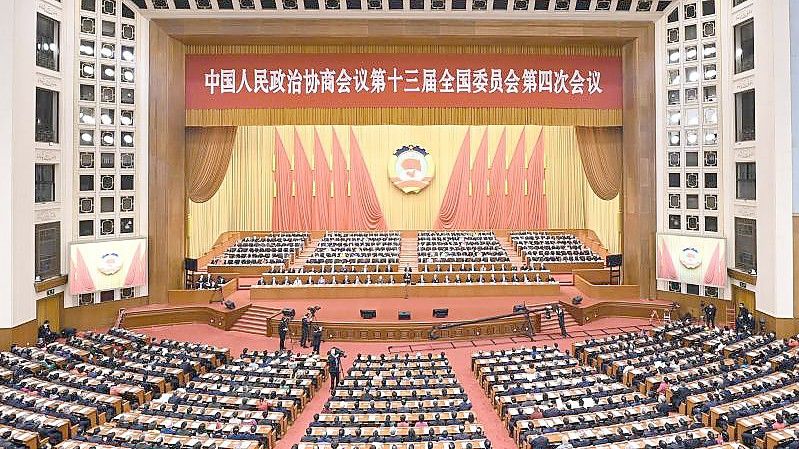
[300,306,321,349]
[327,347,346,394]
[300,312,311,348]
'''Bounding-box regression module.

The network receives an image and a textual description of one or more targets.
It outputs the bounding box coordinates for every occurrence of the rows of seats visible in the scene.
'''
[209,233,309,268]
[0,328,325,449]
[475,320,799,449]
[418,232,510,272]
[510,232,602,264]
[296,352,491,449]
[304,232,401,272]
[258,267,554,286]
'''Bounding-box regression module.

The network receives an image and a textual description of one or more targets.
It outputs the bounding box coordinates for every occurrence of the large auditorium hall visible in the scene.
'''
[3,1,799,449]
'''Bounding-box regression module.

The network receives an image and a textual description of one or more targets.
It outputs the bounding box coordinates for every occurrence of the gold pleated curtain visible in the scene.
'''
[187,125,622,257]
[574,126,623,200]
[185,126,238,203]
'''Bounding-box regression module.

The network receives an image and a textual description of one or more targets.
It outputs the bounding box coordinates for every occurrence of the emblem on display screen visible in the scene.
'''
[98,252,123,275]
[388,145,435,194]
[679,247,702,269]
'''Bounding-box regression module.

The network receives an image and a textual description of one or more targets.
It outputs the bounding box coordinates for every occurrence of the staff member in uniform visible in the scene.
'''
[278,316,290,351]
[312,325,323,354]
[557,306,568,337]
[327,347,346,394]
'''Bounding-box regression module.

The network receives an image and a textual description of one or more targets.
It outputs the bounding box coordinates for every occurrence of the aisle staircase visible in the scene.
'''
[498,236,527,269]
[399,236,418,271]
[229,303,283,335]
[288,239,320,271]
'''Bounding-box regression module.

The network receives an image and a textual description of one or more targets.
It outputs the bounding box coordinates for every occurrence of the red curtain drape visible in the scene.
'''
[487,129,507,229]
[293,128,313,230]
[470,130,489,230]
[527,131,548,229]
[703,243,726,287]
[348,128,387,230]
[331,130,351,230]
[312,130,332,230]
[435,131,472,230]
[657,239,678,281]
[271,133,295,231]
[123,242,147,288]
[69,248,96,295]
[505,130,527,229]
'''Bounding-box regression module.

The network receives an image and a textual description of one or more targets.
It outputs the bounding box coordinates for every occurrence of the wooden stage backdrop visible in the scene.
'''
[147,19,656,308]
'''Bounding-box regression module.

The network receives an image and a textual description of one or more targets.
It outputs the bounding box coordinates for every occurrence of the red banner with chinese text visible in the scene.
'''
[185,53,622,110]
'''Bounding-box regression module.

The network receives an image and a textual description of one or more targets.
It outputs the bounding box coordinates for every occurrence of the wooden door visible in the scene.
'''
[36,293,62,331]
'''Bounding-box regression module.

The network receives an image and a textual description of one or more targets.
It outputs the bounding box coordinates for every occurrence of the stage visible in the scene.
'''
[119,283,672,342]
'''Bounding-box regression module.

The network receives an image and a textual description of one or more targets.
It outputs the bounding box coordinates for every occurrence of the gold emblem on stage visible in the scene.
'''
[388,145,435,194]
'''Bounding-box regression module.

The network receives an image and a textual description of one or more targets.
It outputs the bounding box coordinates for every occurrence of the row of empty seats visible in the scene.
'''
[511,232,602,264]
[418,232,510,272]
[209,234,309,268]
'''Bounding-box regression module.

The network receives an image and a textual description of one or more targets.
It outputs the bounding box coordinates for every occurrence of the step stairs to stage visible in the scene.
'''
[229,302,579,337]
[498,237,527,269]
[288,239,320,271]
[536,305,580,336]
[399,236,419,271]
[229,303,283,335]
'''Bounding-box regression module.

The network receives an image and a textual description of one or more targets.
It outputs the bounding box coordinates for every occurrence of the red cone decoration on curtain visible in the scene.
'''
[331,129,351,230]
[657,239,679,281]
[124,241,147,288]
[348,127,387,230]
[435,130,472,230]
[527,130,548,229]
[470,130,490,230]
[69,247,96,295]
[505,130,527,230]
[487,129,507,229]
[293,128,314,230]
[312,129,332,230]
[271,132,294,231]
[703,242,726,287]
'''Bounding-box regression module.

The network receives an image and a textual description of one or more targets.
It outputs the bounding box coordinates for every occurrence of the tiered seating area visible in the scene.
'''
[298,352,490,449]
[303,231,401,272]
[209,233,310,269]
[0,328,325,449]
[418,231,511,272]
[474,321,799,449]
[511,232,603,264]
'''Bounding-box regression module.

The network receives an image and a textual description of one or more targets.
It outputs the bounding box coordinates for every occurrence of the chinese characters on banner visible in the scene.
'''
[185,53,623,110]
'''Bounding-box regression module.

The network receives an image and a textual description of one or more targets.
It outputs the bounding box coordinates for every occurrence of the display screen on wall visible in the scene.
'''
[656,233,727,288]
[69,238,147,295]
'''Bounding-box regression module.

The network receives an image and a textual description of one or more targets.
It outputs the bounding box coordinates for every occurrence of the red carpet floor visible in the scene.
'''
[133,316,651,449]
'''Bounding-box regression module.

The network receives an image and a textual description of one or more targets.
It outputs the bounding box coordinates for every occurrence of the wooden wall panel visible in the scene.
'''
[620,26,656,299]
[0,320,38,351]
[61,297,149,330]
[148,23,187,304]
